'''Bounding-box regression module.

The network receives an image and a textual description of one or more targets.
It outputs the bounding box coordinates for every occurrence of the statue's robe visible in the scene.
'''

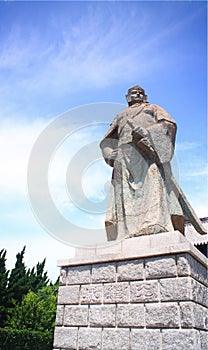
[100,102,184,241]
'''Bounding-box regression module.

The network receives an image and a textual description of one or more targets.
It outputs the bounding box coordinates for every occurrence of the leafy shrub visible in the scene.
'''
[0,328,53,350]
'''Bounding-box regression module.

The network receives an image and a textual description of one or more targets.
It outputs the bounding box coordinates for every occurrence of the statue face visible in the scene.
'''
[127,88,144,105]
[130,89,143,102]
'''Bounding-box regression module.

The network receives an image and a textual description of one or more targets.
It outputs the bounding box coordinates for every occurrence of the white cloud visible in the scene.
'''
[0,3,191,102]
[0,118,49,195]
[176,141,200,151]
[1,232,75,283]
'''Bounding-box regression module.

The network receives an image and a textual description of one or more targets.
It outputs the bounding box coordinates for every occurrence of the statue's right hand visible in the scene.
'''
[132,126,148,139]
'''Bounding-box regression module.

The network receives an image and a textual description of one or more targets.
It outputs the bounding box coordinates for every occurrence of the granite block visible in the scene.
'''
[146,303,180,328]
[80,284,102,304]
[103,282,129,304]
[92,262,116,283]
[89,305,116,327]
[130,280,159,303]
[58,285,80,305]
[117,259,143,281]
[116,304,145,327]
[131,329,160,350]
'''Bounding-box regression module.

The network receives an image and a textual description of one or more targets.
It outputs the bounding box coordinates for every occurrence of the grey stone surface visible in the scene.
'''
[59,267,67,286]
[80,284,102,304]
[64,306,88,326]
[58,285,79,305]
[145,255,176,278]
[130,280,159,302]
[116,304,145,327]
[194,304,208,330]
[53,327,78,349]
[146,303,180,328]
[177,254,190,276]
[131,329,161,350]
[191,278,208,307]
[177,254,208,286]
[160,277,191,301]
[89,305,115,327]
[180,302,207,330]
[180,302,194,328]
[99,85,206,239]
[66,265,91,285]
[162,329,198,350]
[199,330,208,350]
[91,262,116,283]
[54,239,208,350]
[102,329,130,350]
[103,282,129,303]
[55,305,64,326]
[57,231,207,269]
[117,259,144,281]
[78,328,102,350]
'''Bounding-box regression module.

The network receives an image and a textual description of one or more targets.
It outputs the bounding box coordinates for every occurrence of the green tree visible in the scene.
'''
[8,285,57,332]
[0,249,9,327]
[7,246,30,306]
[28,259,49,292]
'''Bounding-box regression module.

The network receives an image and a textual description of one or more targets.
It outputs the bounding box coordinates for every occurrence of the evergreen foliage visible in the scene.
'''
[7,246,29,306]
[0,328,53,350]
[7,286,57,332]
[0,249,9,327]
[0,246,58,349]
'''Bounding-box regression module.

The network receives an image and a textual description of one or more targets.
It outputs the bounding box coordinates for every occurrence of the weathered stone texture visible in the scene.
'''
[54,245,207,350]
[103,282,129,303]
[162,329,199,350]
[116,304,145,327]
[177,254,207,286]
[80,284,102,304]
[131,329,161,350]
[59,268,67,286]
[160,277,191,301]
[199,330,208,350]
[53,327,78,349]
[180,302,208,329]
[55,305,64,326]
[130,280,159,302]
[146,303,180,328]
[89,305,116,327]
[64,306,88,326]
[58,285,79,305]
[102,329,129,350]
[78,328,102,350]
[191,279,208,307]
[117,259,143,281]
[66,265,91,285]
[92,262,116,283]
[145,255,176,278]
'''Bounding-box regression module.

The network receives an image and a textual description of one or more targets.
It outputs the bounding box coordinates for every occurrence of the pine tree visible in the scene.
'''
[0,249,9,327]
[7,246,30,306]
[28,258,49,292]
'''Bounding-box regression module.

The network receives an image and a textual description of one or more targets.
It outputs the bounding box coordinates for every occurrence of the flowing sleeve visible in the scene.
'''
[100,116,119,167]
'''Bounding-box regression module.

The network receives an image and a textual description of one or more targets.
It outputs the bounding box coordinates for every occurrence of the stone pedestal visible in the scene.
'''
[53,231,207,350]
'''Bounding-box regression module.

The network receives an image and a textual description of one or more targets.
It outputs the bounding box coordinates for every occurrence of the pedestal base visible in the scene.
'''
[53,231,207,350]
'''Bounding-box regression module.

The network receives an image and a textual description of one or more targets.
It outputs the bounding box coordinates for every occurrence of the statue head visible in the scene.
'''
[126,85,148,106]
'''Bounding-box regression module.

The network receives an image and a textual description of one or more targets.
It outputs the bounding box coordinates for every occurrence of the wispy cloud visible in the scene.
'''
[176,141,200,151]
[0,118,49,195]
[0,2,196,104]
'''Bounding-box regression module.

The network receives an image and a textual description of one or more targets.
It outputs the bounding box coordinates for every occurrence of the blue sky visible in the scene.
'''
[0,1,207,281]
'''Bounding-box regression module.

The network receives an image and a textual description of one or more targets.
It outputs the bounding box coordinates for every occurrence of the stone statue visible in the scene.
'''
[100,85,206,241]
